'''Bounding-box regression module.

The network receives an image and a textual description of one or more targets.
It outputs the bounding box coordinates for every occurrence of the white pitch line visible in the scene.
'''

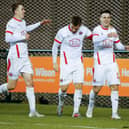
[0,122,14,125]
[71,125,120,129]
[71,125,97,128]
[34,123,120,129]
[34,123,48,126]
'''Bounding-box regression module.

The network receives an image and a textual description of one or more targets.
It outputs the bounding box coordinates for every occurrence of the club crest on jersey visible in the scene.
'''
[79,31,83,35]
[21,30,26,36]
[60,79,63,82]
[69,38,80,47]
[8,72,13,77]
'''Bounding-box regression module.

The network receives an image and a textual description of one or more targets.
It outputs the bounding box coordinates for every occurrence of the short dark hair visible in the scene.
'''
[71,16,82,26]
[11,2,23,13]
[100,10,111,16]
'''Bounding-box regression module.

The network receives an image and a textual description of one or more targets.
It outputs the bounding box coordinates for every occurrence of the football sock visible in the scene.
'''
[73,89,82,113]
[87,89,95,112]
[58,88,66,106]
[26,87,36,113]
[111,91,119,115]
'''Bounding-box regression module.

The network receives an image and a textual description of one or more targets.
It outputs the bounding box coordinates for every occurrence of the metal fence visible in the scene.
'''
[0,0,129,107]
[1,49,129,108]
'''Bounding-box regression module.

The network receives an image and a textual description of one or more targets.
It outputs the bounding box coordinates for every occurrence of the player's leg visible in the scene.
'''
[57,85,68,116]
[0,79,17,93]
[72,83,82,118]
[86,65,104,118]
[108,63,120,119]
[86,86,102,118]
[21,58,43,117]
[57,62,72,116]
[23,72,44,117]
[0,58,18,93]
[110,85,120,119]
[72,63,84,118]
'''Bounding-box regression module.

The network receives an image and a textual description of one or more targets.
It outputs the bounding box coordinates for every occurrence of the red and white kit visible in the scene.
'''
[93,25,125,86]
[52,24,92,85]
[5,17,41,79]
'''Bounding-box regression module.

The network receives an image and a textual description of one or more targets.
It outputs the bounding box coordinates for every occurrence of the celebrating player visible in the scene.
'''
[0,2,51,117]
[86,10,129,119]
[52,16,92,117]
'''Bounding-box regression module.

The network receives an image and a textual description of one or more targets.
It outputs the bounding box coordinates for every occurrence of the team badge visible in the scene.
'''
[79,31,83,35]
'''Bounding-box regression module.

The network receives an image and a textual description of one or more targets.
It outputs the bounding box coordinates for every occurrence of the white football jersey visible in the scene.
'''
[93,25,125,65]
[52,24,92,64]
[5,17,40,58]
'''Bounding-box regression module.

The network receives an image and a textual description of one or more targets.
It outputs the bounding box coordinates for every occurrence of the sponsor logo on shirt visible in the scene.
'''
[103,39,113,48]
[69,38,81,47]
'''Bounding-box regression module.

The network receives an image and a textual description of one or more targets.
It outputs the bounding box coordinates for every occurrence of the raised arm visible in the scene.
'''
[26,19,51,32]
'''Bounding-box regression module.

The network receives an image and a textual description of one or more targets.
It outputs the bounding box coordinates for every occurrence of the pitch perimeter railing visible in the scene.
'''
[0,49,129,107]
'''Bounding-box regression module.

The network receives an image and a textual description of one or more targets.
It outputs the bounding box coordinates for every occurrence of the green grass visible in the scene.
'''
[0,104,129,129]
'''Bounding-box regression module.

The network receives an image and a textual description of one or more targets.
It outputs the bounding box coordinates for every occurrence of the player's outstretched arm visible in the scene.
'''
[125,46,129,51]
[40,19,51,25]
[26,19,51,32]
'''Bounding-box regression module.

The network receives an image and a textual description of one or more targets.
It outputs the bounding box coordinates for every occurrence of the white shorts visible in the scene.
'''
[60,62,84,86]
[7,57,33,80]
[92,62,120,86]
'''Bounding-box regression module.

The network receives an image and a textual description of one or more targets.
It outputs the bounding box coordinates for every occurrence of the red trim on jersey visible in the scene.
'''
[113,53,115,62]
[13,17,22,22]
[68,24,72,32]
[6,31,13,35]
[63,51,68,64]
[86,34,93,40]
[92,67,96,82]
[81,56,83,63]
[92,67,94,74]
[7,59,11,72]
[97,52,101,64]
[54,39,62,44]
[114,40,120,44]
[16,44,20,58]
[101,25,108,30]
[93,34,99,36]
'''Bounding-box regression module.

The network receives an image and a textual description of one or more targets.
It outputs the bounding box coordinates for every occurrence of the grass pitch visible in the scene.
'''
[0,104,129,129]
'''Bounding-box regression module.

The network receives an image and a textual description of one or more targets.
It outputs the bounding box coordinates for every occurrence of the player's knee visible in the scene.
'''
[7,80,17,90]
[93,89,99,94]
[61,86,68,92]
[74,83,82,89]
[25,79,33,87]
[93,86,101,94]
[75,85,82,89]
[61,89,67,93]
[110,85,119,91]
[8,84,15,90]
